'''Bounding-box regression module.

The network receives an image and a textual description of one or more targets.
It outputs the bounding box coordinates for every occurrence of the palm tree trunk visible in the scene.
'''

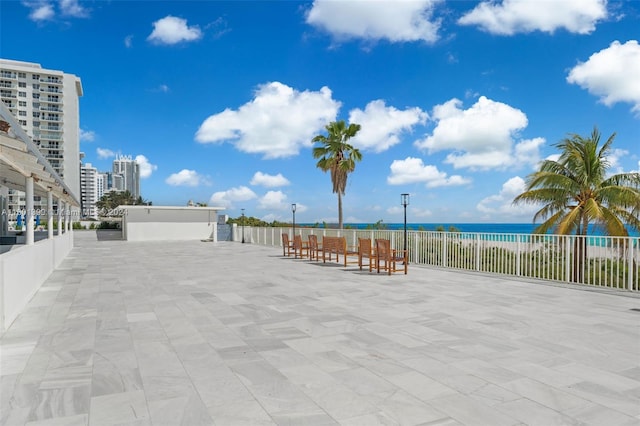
[338,192,343,229]
[572,219,588,283]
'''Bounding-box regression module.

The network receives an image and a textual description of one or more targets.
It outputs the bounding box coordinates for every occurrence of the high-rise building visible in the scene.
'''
[0,59,83,211]
[80,162,99,219]
[96,173,105,201]
[112,155,140,199]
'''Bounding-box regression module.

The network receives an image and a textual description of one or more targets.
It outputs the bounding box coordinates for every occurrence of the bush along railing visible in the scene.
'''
[235,226,639,291]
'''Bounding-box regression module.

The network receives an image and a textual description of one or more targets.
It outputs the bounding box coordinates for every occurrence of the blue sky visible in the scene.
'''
[2,0,639,224]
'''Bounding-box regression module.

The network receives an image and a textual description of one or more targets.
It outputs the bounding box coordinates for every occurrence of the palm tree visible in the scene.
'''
[313,120,362,229]
[513,127,640,280]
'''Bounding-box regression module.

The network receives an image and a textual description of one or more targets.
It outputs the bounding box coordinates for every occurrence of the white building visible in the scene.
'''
[112,155,140,199]
[80,162,99,219]
[0,59,83,211]
[96,173,105,201]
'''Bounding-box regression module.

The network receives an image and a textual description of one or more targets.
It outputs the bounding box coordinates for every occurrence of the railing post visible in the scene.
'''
[628,237,635,291]
[565,236,571,283]
[475,234,480,271]
[442,233,447,268]
[516,236,521,277]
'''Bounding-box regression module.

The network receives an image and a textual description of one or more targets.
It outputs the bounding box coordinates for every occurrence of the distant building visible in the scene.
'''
[0,59,83,212]
[112,155,140,199]
[80,163,99,219]
[96,173,105,201]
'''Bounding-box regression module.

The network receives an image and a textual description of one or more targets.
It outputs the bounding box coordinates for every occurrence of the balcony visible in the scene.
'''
[38,133,62,141]
[40,105,62,113]
[42,97,62,104]
[40,87,61,94]
[41,77,62,85]
[41,115,61,122]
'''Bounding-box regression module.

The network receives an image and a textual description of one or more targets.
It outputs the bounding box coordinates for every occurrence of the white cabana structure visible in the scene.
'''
[0,102,80,331]
[119,205,225,242]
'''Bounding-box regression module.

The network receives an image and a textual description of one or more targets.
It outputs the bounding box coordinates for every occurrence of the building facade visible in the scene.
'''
[112,155,140,199]
[80,163,99,219]
[0,59,83,211]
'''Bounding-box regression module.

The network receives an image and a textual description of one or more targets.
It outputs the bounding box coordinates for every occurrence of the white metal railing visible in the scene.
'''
[235,226,640,292]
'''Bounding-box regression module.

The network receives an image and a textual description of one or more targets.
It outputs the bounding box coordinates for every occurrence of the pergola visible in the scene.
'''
[0,102,79,245]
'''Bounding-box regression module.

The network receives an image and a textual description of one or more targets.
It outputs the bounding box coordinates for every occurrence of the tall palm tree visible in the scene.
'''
[513,127,640,280]
[313,120,362,229]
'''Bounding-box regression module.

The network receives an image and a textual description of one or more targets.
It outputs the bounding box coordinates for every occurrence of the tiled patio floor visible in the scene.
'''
[1,231,639,425]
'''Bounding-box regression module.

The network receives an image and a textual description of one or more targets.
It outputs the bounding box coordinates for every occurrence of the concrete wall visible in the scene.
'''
[0,231,73,333]
[122,207,220,242]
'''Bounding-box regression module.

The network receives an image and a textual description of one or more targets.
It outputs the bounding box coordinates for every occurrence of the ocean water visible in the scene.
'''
[335,223,640,237]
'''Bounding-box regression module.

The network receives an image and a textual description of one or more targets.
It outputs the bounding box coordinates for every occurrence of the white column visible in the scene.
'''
[25,176,34,245]
[66,205,71,231]
[47,192,54,239]
[58,201,64,235]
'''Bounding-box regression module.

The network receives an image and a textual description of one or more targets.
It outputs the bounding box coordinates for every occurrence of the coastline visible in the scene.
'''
[301,223,640,237]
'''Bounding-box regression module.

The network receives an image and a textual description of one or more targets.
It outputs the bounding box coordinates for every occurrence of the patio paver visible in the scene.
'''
[1,231,639,426]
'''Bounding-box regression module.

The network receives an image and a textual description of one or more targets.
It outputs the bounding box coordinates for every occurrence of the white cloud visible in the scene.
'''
[147,16,203,45]
[306,0,441,43]
[166,169,208,187]
[124,35,133,48]
[567,40,640,114]
[415,96,544,170]
[458,0,607,35]
[59,0,87,17]
[546,153,561,162]
[96,148,115,159]
[412,208,433,218]
[477,176,538,216]
[250,172,290,188]
[135,155,157,179]
[209,186,257,208]
[348,100,427,152]
[25,2,54,21]
[607,148,627,172]
[151,84,170,93]
[80,129,95,142]
[195,82,340,159]
[258,190,288,210]
[23,0,88,21]
[514,137,545,166]
[387,157,471,188]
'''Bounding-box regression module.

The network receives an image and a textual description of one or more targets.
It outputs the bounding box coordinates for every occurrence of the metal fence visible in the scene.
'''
[236,226,640,292]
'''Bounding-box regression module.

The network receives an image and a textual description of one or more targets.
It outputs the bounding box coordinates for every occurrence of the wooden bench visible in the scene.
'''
[322,236,359,267]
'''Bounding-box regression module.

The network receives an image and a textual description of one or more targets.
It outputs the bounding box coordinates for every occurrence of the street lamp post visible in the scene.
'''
[241,208,245,244]
[291,203,296,237]
[401,194,409,257]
